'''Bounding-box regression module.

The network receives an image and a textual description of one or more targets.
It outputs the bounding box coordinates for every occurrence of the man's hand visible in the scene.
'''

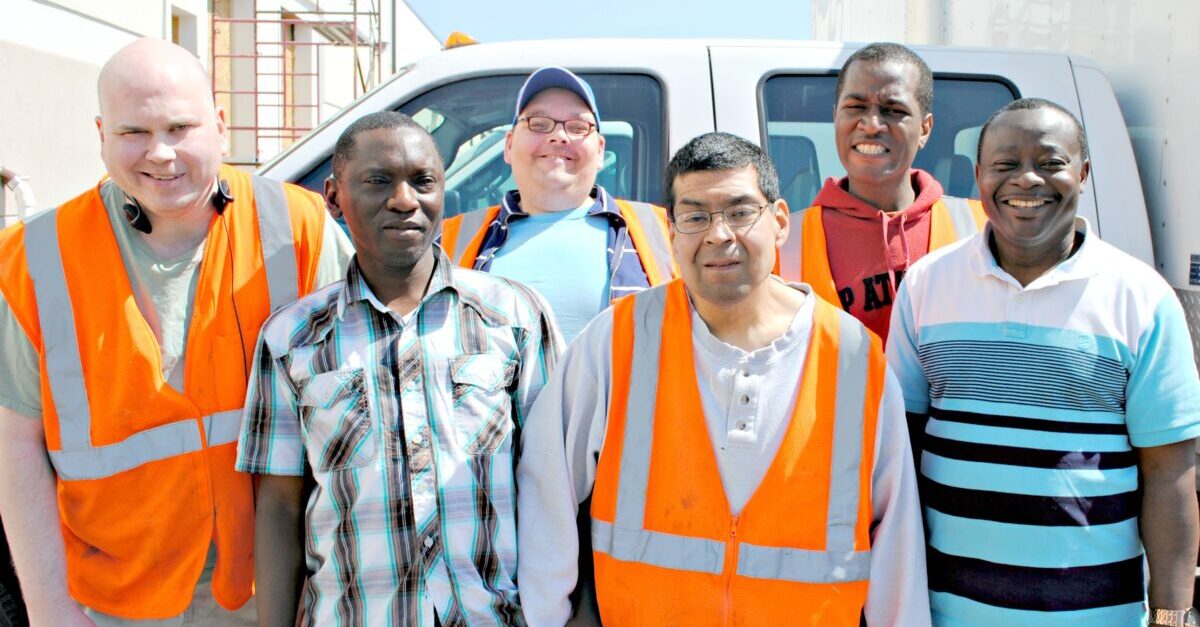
[1139,438,1199,609]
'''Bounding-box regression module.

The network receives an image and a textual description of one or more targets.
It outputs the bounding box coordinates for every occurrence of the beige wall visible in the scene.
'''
[0,40,108,209]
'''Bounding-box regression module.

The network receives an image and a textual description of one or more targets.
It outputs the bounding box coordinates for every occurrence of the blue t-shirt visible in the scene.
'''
[488,203,610,342]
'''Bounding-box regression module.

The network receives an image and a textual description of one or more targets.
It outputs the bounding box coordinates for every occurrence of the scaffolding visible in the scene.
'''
[211,0,386,165]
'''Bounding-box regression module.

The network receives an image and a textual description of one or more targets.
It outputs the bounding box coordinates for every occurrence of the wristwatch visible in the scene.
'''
[1150,607,1200,627]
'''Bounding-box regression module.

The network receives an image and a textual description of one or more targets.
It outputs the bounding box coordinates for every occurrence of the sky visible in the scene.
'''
[406,0,812,43]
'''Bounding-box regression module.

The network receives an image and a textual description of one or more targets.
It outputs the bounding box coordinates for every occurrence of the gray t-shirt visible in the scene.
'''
[0,179,354,418]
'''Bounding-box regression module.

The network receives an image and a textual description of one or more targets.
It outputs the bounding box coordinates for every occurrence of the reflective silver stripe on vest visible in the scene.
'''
[736,542,870,582]
[250,175,298,311]
[592,519,725,575]
[204,409,246,447]
[47,409,242,481]
[624,201,674,283]
[613,285,668,530]
[940,196,979,240]
[593,285,871,582]
[24,210,92,450]
[825,309,870,551]
[450,208,492,266]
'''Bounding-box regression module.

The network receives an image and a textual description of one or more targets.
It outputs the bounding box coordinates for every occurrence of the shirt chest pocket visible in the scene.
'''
[298,368,378,472]
[450,354,517,455]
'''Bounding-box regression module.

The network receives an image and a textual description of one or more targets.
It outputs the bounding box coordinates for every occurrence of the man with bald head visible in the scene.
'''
[0,38,351,625]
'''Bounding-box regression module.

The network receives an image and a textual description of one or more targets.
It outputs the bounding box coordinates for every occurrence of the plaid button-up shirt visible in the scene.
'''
[236,249,561,626]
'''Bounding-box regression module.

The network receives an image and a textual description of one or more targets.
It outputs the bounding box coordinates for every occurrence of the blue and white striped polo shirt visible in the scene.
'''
[887,218,1200,626]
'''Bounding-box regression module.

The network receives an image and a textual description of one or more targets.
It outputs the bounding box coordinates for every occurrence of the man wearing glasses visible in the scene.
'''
[515,132,928,626]
[440,67,676,343]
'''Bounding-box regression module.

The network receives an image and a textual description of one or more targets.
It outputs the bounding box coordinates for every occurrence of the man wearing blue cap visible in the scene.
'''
[441,67,677,343]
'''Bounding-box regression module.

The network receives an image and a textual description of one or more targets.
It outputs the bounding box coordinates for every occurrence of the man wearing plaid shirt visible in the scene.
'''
[236,111,562,626]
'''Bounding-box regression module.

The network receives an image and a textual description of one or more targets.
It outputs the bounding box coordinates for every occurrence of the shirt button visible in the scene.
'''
[736,421,748,431]
[412,433,424,445]
[741,370,751,378]
[740,394,750,405]
[423,537,434,548]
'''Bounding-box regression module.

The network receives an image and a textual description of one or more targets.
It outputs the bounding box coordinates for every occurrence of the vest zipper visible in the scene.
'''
[724,515,740,627]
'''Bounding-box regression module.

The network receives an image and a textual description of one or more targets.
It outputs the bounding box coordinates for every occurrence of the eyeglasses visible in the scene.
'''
[673,203,770,234]
[519,116,597,138]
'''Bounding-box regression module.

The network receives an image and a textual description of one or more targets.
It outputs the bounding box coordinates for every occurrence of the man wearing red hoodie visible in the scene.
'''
[776,42,985,342]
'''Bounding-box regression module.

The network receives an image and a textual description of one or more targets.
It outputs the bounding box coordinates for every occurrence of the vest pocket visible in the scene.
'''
[449,354,516,455]
[298,368,377,472]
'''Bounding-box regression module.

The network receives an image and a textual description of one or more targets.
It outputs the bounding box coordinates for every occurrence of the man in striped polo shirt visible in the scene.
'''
[888,98,1200,625]
[238,111,562,626]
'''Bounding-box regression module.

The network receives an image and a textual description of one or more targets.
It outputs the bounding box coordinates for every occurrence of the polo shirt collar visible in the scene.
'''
[969,216,1100,289]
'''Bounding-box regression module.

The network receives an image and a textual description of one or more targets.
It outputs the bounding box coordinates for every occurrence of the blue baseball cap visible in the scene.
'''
[512,67,601,126]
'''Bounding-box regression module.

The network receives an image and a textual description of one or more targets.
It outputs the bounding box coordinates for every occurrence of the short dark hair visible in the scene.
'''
[835,42,933,116]
[976,98,1089,163]
[664,132,780,217]
[332,111,430,175]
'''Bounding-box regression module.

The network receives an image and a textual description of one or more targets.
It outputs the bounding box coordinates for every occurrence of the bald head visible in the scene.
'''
[98,38,214,117]
[95,38,227,221]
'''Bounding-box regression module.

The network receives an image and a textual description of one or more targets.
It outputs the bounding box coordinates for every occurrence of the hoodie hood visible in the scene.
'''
[813,169,944,221]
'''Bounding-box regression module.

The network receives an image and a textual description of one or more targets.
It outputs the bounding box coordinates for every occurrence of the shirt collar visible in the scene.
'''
[497,185,622,224]
[968,216,1100,288]
[336,245,459,320]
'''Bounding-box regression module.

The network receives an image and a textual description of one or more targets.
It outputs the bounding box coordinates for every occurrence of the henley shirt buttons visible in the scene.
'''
[740,394,750,405]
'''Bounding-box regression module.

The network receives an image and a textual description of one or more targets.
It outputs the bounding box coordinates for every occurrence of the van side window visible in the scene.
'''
[762,75,1016,210]
[297,74,665,219]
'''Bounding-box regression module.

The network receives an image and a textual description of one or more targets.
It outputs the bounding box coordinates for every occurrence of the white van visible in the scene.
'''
[261,39,1151,263]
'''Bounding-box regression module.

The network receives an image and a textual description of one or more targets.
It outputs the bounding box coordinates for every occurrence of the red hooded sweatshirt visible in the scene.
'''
[810,169,945,343]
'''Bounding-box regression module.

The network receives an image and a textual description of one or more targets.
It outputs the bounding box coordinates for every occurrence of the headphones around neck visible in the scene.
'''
[124,178,235,234]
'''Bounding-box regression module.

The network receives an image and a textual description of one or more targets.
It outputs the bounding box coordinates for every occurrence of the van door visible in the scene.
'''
[707,44,1114,237]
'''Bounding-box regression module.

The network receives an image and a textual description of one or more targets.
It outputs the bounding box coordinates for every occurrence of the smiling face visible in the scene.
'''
[834,59,932,204]
[669,165,789,307]
[96,40,226,219]
[326,126,445,277]
[503,87,605,211]
[976,107,1089,266]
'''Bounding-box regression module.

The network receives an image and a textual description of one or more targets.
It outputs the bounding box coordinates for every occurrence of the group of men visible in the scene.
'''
[0,34,1195,627]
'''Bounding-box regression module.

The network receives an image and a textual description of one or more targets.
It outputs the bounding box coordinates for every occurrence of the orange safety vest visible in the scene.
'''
[0,164,328,618]
[775,196,986,305]
[440,198,678,290]
[591,279,887,626]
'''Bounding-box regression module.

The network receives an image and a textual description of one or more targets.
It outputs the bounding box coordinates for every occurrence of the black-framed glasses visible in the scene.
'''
[519,116,597,138]
[673,203,770,234]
